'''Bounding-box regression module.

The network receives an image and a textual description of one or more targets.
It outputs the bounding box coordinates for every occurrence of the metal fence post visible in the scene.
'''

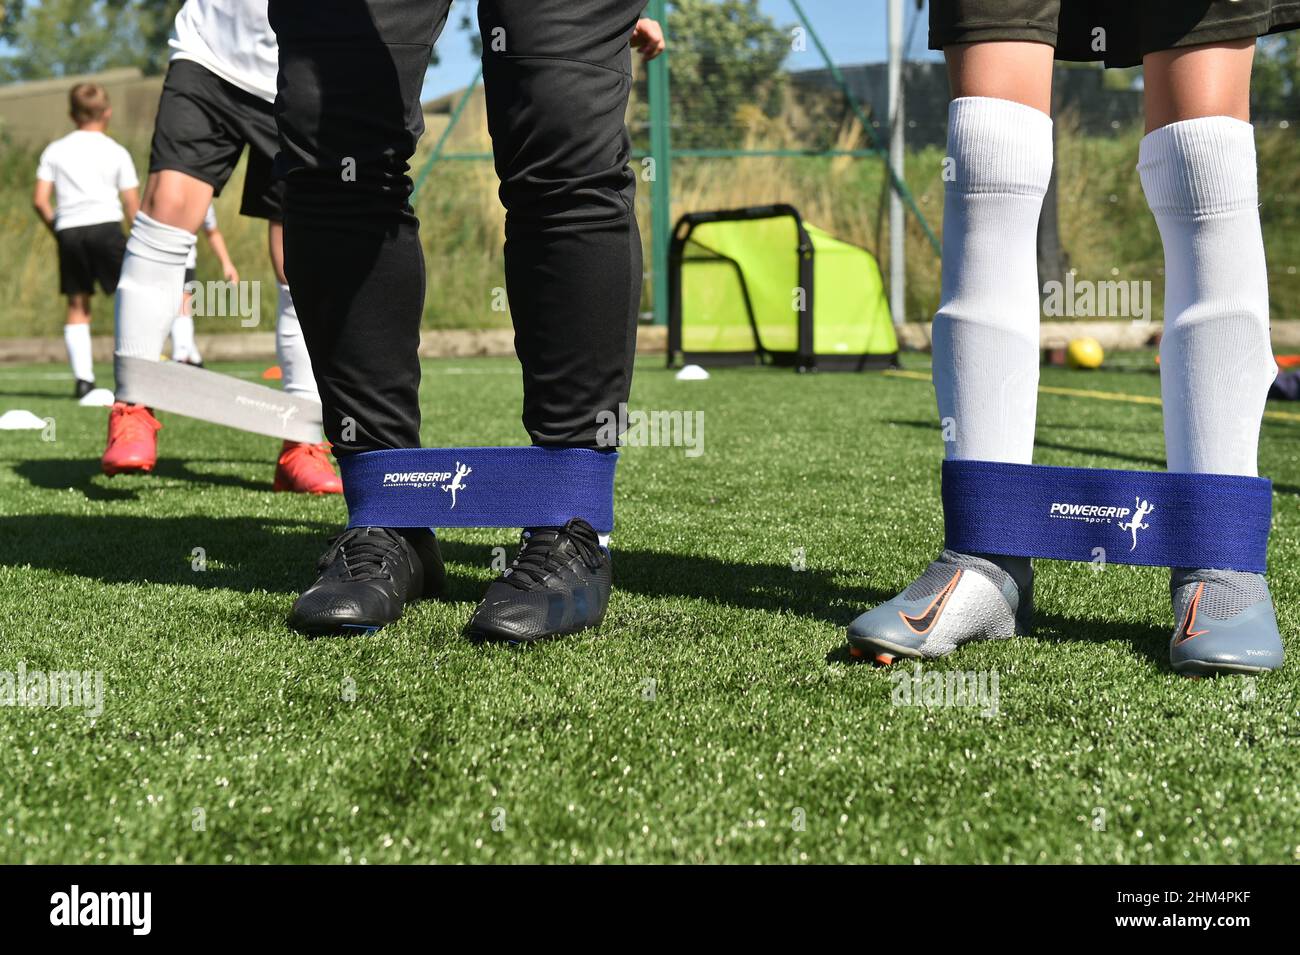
[887,0,906,326]
[647,0,672,326]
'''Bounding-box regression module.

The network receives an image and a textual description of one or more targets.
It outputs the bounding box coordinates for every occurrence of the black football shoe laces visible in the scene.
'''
[502,521,604,589]
[319,527,406,581]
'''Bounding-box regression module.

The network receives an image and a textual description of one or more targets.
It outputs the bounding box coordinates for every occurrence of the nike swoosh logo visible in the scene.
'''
[1174,581,1209,645]
[899,569,962,636]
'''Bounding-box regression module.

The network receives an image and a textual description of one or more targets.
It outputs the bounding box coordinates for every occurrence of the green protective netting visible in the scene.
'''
[681,216,799,353]
[678,249,760,353]
[679,216,896,358]
[806,224,898,357]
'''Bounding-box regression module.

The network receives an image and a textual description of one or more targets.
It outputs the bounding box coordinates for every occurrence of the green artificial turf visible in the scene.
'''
[1,352,1298,864]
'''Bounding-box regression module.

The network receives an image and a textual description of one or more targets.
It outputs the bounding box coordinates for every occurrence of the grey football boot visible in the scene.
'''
[847,550,1032,663]
[1169,568,1284,676]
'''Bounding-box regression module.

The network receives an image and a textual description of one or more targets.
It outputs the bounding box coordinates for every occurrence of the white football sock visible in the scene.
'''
[275,282,323,441]
[64,323,94,383]
[169,312,200,364]
[931,97,1054,464]
[1139,117,1274,476]
[114,213,196,381]
[276,283,318,401]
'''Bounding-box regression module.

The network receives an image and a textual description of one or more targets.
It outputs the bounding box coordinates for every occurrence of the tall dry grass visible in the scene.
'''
[1,110,1297,339]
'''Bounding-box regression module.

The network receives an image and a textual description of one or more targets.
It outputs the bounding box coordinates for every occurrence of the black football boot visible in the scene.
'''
[288,526,445,635]
[464,518,611,643]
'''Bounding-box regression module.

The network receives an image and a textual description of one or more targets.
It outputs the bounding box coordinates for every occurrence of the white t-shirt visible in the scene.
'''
[170,0,279,104]
[36,130,139,231]
[187,204,220,269]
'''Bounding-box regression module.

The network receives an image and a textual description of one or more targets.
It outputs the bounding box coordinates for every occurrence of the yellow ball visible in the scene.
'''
[1066,336,1104,369]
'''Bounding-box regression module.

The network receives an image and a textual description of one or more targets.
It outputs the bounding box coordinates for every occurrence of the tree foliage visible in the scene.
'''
[0,0,178,82]
[633,0,790,150]
[1252,33,1300,118]
[670,0,789,148]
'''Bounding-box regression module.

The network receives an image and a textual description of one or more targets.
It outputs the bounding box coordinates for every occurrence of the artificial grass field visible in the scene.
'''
[1,352,1299,865]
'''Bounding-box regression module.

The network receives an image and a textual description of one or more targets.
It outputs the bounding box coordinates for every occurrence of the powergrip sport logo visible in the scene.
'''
[1049,496,1155,551]
[234,393,299,429]
[383,463,472,508]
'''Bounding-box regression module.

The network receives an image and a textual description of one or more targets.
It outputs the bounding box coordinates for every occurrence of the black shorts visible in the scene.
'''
[149,59,284,220]
[56,222,126,296]
[930,0,1300,68]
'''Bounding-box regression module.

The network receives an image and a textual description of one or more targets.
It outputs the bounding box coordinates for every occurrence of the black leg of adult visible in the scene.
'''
[270,0,452,635]
[464,0,646,643]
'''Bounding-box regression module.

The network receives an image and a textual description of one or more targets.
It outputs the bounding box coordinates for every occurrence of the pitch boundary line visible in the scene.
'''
[882,369,1300,423]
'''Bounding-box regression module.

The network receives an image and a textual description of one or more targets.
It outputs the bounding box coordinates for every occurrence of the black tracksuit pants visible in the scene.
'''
[268,0,644,454]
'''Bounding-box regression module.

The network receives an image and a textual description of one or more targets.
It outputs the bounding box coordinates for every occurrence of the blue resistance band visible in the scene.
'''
[339,447,617,534]
[942,460,1271,572]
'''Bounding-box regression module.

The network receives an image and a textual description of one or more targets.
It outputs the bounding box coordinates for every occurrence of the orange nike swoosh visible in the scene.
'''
[1174,581,1209,645]
[899,569,962,636]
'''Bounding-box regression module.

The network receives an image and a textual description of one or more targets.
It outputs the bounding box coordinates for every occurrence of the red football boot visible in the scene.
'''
[273,441,343,495]
[101,402,162,475]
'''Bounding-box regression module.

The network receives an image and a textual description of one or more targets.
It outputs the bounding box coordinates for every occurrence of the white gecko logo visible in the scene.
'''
[444,462,471,508]
[1118,496,1154,551]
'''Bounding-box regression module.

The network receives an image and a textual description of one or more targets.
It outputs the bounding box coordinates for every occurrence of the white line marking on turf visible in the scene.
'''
[884,368,1300,423]
[0,366,517,380]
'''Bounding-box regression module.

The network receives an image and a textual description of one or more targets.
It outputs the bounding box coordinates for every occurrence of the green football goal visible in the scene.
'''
[667,205,899,372]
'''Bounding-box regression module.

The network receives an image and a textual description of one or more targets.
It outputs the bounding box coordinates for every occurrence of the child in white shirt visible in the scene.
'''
[33,83,140,397]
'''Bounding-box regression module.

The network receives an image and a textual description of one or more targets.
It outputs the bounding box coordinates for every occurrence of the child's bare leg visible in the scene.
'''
[140,170,213,232]
[1143,40,1253,133]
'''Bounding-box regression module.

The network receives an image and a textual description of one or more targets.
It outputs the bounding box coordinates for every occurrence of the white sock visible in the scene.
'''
[931,97,1054,463]
[114,213,196,375]
[276,283,319,401]
[64,323,94,383]
[275,282,323,441]
[598,533,611,550]
[1139,117,1274,476]
[170,312,199,363]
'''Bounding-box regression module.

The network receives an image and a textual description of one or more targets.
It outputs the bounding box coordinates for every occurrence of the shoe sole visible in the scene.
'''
[272,481,342,494]
[293,623,385,637]
[846,634,925,666]
[846,628,1024,666]
[1172,658,1278,677]
[852,641,1280,675]
[288,616,391,637]
[464,616,604,646]
[102,462,155,476]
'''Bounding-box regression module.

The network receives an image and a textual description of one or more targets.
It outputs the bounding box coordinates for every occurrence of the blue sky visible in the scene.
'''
[0,1,938,91]
[421,0,938,100]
